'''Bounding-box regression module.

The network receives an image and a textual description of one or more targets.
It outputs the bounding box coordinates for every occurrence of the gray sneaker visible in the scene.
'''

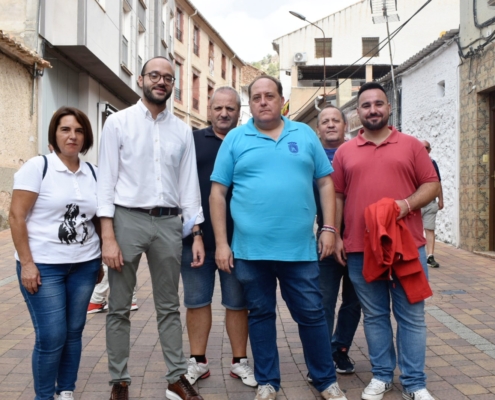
[321,382,347,400]
[402,388,434,400]
[255,384,277,400]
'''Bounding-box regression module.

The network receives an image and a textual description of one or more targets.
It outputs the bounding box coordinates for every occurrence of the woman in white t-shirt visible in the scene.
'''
[9,107,102,400]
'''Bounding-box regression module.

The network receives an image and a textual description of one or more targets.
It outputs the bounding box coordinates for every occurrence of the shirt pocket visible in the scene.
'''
[163,142,183,167]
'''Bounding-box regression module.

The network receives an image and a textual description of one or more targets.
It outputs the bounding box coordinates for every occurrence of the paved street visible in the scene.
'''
[1,229,495,399]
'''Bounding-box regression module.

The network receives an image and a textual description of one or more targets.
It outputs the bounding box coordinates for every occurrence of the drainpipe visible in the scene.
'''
[186,9,198,125]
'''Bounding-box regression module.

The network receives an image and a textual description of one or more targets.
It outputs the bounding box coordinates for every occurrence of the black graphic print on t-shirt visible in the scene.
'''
[59,203,90,245]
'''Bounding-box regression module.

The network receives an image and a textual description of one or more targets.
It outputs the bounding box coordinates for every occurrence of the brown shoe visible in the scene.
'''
[166,374,203,400]
[109,382,129,400]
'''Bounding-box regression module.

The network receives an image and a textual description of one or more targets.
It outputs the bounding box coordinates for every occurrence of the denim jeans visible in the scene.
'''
[346,246,428,392]
[234,259,336,392]
[17,258,101,400]
[319,255,361,353]
[181,246,246,310]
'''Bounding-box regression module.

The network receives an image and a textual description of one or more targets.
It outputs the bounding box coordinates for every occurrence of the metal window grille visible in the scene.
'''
[175,88,181,101]
[362,37,380,57]
[176,27,182,42]
[315,38,332,58]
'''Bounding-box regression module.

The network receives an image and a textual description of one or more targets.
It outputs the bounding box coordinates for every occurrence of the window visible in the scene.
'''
[362,37,380,57]
[207,82,214,119]
[176,9,183,42]
[193,26,200,56]
[192,74,200,110]
[437,80,445,97]
[209,41,214,76]
[221,54,226,79]
[315,38,332,58]
[121,1,132,68]
[175,62,182,102]
[232,65,237,89]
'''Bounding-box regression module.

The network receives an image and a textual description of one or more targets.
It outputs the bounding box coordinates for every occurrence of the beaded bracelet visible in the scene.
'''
[322,225,339,233]
[404,198,411,213]
[321,226,336,234]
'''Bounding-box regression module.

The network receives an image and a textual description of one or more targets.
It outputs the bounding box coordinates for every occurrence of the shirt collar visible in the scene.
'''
[51,153,90,176]
[136,99,169,121]
[244,116,293,141]
[356,126,399,146]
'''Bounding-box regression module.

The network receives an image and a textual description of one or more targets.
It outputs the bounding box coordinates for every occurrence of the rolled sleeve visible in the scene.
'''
[96,116,119,218]
[178,127,205,225]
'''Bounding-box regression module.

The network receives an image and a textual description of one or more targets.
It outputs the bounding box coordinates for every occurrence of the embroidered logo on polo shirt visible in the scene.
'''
[288,142,299,153]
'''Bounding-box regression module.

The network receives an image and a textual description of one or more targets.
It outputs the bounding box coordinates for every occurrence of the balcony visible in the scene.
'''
[193,98,199,110]
[176,27,182,42]
[175,88,182,101]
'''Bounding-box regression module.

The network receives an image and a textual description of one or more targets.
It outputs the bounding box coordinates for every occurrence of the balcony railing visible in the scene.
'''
[193,98,199,110]
[176,27,182,42]
[121,35,128,67]
[175,88,182,101]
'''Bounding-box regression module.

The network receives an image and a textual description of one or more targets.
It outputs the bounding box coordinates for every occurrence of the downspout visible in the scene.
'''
[31,0,42,116]
[186,9,198,125]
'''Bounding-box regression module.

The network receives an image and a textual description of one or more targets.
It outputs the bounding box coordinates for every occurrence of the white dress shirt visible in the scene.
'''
[97,100,204,226]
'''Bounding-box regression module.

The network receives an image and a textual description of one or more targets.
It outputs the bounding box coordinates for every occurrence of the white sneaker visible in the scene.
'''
[130,303,139,311]
[321,382,347,400]
[402,388,434,400]
[184,357,210,385]
[57,392,74,399]
[362,378,392,400]
[255,384,277,400]
[230,358,257,387]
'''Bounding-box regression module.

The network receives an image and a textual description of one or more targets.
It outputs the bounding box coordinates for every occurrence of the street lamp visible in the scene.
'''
[289,11,327,103]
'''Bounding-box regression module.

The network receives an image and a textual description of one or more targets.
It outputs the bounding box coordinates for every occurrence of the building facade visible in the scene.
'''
[173,0,244,129]
[458,0,495,252]
[0,0,176,229]
[273,0,460,122]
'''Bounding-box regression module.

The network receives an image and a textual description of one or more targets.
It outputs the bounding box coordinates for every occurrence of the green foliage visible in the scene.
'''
[250,53,279,78]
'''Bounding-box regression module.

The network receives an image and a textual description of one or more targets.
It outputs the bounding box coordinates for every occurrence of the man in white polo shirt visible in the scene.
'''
[97,56,204,400]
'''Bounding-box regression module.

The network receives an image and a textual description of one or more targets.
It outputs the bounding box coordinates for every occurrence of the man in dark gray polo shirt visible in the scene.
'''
[181,87,256,388]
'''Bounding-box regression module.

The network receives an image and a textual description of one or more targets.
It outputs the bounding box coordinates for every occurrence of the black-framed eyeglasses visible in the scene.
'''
[142,71,176,84]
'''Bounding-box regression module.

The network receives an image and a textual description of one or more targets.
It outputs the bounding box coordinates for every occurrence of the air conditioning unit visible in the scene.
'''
[294,52,307,64]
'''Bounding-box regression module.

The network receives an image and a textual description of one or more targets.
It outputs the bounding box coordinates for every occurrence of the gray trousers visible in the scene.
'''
[107,206,186,385]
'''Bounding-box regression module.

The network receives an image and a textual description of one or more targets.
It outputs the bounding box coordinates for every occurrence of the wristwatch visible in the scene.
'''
[192,229,203,237]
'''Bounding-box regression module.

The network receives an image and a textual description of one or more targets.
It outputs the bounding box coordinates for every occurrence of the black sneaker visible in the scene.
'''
[427,255,440,268]
[333,348,355,374]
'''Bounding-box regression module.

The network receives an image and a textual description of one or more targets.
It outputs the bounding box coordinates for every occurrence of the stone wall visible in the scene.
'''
[0,52,39,229]
[458,41,495,251]
[401,43,460,246]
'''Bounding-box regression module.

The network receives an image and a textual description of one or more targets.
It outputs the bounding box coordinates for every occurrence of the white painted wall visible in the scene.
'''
[401,42,460,246]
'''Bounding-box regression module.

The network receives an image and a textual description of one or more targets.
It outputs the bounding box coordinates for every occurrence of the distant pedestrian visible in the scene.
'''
[181,87,256,388]
[210,76,347,400]
[420,140,444,269]
[332,82,440,400]
[87,264,138,314]
[313,105,361,377]
[10,107,102,400]
[97,56,204,400]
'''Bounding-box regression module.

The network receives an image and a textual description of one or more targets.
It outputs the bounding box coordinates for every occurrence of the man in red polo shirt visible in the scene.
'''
[331,82,439,400]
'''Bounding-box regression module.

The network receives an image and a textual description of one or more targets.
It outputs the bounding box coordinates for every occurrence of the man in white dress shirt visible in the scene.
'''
[97,56,205,400]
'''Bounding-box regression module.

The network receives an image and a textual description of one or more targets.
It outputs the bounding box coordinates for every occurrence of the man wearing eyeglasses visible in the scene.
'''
[98,56,205,400]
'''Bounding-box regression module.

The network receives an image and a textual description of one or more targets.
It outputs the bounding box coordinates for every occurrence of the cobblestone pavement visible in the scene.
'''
[1,228,495,399]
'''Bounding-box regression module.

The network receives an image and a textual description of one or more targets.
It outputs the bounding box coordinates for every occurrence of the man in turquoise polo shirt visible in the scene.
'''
[210,76,346,400]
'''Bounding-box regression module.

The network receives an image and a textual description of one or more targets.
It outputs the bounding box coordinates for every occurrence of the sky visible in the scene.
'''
[189,0,360,63]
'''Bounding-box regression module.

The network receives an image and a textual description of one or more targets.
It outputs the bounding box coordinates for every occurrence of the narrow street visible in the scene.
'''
[0,228,494,399]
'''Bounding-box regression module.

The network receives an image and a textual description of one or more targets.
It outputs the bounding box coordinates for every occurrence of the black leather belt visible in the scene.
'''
[127,207,180,217]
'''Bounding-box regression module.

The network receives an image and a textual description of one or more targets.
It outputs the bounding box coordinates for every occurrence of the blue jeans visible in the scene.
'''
[17,259,101,400]
[234,259,336,392]
[319,255,361,353]
[347,246,428,392]
[181,246,246,310]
